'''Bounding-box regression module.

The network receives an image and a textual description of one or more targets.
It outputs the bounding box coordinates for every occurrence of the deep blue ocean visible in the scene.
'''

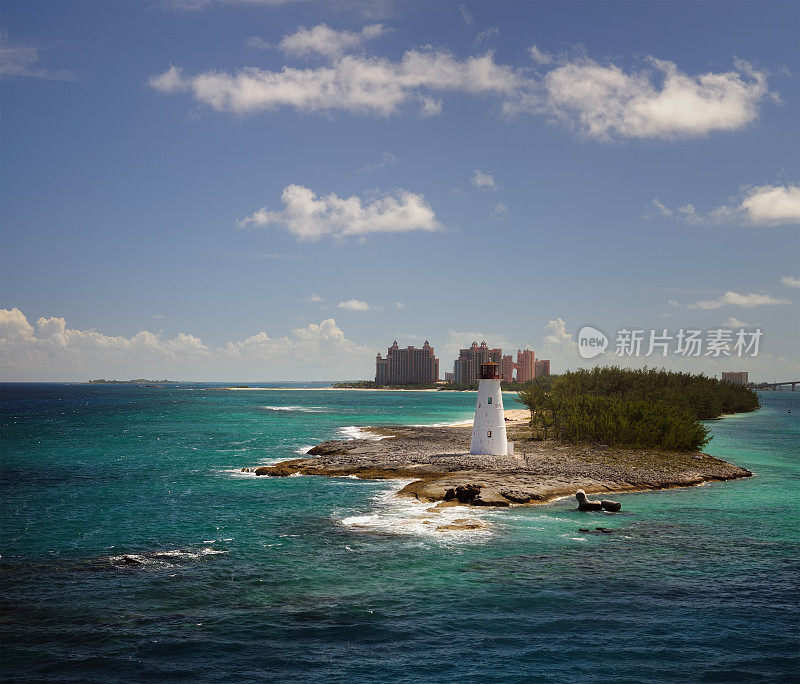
[1,383,798,682]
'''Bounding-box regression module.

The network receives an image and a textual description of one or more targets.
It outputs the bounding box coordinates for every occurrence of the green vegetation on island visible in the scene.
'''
[516,367,759,452]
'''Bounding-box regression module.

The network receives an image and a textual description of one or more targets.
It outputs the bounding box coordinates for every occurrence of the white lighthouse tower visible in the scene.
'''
[470,362,509,456]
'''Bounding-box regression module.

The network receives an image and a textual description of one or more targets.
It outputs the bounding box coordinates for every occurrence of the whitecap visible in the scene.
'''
[337,425,390,441]
[336,482,494,542]
[260,405,328,413]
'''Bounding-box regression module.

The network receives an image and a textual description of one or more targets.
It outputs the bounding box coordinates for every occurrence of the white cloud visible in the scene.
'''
[150,44,773,141]
[471,169,497,191]
[440,331,514,362]
[491,202,508,219]
[475,27,500,44]
[160,0,300,10]
[0,32,76,81]
[245,36,271,50]
[303,293,324,303]
[395,301,409,310]
[358,150,398,173]
[648,197,673,218]
[148,49,522,117]
[781,275,800,289]
[667,299,680,308]
[725,183,800,226]
[654,183,800,227]
[237,184,444,241]
[0,308,372,380]
[535,56,769,140]
[528,45,552,65]
[337,299,374,311]
[222,318,369,365]
[722,317,750,328]
[542,317,576,353]
[688,291,792,310]
[0,308,209,379]
[459,4,473,26]
[276,23,388,58]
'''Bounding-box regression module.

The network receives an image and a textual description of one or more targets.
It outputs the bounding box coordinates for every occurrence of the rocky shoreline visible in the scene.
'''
[243,418,752,508]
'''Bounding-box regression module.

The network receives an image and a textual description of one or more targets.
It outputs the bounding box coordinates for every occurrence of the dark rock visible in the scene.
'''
[601,499,621,512]
[595,527,613,534]
[444,488,456,501]
[254,466,289,477]
[455,484,482,503]
[576,489,603,511]
[122,555,142,566]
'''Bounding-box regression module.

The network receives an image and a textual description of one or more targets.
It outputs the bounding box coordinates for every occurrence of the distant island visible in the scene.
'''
[87,379,179,384]
[249,368,760,509]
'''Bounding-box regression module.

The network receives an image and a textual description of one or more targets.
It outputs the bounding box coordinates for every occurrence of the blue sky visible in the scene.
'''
[1,0,798,381]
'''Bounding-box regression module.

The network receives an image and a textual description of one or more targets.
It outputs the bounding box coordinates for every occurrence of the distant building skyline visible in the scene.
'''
[376,340,549,385]
[722,371,749,385]
[375,341,439,385]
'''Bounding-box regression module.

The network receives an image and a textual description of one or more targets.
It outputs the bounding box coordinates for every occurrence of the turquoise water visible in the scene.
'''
[1,384,798,682]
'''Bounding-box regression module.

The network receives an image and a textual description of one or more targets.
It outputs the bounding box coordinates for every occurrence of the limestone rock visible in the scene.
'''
[501,489,532,504]
[576,489,603,511]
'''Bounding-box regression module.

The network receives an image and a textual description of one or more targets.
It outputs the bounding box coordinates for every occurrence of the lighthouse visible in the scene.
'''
[470,362,509,456]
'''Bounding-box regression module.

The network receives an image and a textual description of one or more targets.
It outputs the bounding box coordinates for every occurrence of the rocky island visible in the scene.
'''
[243,411,752,507]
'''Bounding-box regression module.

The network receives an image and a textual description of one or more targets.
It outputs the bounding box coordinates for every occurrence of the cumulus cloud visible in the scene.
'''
[440,331,514,362]
[0,32,76,81]
[688,291,792,310]
[275,23,388,58]
[653,182,800,227]
[722,317,750,328]
[148,49,522,117]
[458,4,473,26]
[781,275,800,289]
[0,308,371,380]
[720,183,800,226]
[395,301,409,310]
[222,318,369,364]
[150,38,774,140]
[303,293,324,303]
[528,45,552,65]
[529,56,770,140]
[236,184,443,241]
[0,307,208,380]
[542,317,576,352]
[337,299,374,311]
[471,169,497,191]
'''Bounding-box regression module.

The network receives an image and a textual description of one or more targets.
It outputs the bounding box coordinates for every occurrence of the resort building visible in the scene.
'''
[375,341,439,386]
[722,371,748,385]
[534,359,551,378]
[452,341,503,385]
[500,349,541,383]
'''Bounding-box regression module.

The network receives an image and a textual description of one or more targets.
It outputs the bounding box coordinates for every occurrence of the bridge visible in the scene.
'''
[751,380,798,391]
